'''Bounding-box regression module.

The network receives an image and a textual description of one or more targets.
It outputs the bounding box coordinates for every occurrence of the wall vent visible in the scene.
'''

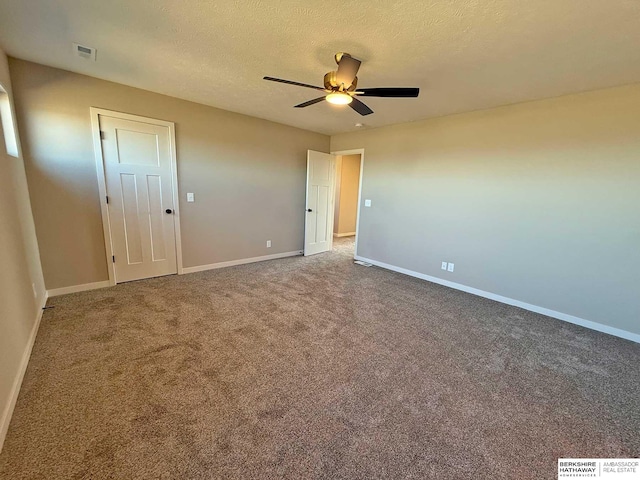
[72,43,96,61]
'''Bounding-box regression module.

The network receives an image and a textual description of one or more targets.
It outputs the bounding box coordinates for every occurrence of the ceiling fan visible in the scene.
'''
[264,52,419,116]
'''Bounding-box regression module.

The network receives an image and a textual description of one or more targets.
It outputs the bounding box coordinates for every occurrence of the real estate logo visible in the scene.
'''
[558,459,639,479]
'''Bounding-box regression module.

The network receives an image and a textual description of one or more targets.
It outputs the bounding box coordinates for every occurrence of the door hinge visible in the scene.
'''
[100,131,105,140]
[105,195,109,204]
[112,255,115,263]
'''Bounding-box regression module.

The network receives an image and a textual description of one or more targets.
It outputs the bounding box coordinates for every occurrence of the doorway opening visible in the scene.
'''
[331,149,364,259]
[303,148,364,259]
[332,153,360,257]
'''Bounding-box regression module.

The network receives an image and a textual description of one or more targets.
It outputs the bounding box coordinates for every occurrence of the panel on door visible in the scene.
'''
[100,115,177,283]
[304,150,336,256]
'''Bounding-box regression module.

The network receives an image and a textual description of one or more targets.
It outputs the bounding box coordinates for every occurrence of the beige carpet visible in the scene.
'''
[1,237,638,479]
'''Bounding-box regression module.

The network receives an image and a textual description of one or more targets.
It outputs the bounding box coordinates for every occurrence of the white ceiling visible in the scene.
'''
[1,0,639,135]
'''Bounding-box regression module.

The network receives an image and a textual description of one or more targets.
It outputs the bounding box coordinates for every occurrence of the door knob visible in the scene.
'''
[165,209,173,214]
[306,208,313,212]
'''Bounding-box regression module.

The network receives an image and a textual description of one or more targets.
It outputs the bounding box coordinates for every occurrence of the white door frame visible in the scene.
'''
[330,148,364,258]
[90,107,183,285]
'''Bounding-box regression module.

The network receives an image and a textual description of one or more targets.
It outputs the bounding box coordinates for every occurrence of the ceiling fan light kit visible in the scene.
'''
[264,52,419,116]
[326,92,353,105]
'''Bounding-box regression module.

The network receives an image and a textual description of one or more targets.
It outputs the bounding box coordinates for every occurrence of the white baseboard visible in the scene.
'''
[47,251,306,292]
[46,280,111,297]
[0,292,48,453]
[333,232,356,238]
[355,255,640,344]
[182,250,303,274]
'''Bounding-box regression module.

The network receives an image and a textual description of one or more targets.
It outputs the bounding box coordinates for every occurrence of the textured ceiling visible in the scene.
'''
[0,0,639,135]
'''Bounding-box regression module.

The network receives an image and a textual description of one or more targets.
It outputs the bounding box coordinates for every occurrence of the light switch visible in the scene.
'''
[364,199,372,207]
[187,192,195,203]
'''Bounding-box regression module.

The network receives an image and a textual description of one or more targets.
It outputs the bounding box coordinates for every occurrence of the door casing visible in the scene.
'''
[90,107,183,285]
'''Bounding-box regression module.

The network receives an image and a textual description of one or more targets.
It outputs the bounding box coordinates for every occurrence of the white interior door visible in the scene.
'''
[99,114,178,282]
[304,150,336,256]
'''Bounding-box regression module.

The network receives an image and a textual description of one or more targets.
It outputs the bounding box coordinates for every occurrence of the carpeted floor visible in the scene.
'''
[1,237,638,479]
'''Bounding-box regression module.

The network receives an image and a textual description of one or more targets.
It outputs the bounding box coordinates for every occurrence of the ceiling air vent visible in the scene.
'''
[72,43,96,61]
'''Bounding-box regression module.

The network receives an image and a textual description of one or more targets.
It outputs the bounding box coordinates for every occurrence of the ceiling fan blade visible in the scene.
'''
[349,97,373,116]
[263,76,325,91]
[335,55,361,88]
[356,87,420,98]
[294,97,326,108]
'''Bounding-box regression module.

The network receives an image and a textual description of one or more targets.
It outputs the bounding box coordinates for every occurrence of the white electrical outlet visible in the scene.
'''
[441,262,447,270]
[186,192,195,202]
[447,263,454,272]
[364,199,372,207]
[266,240,271,248]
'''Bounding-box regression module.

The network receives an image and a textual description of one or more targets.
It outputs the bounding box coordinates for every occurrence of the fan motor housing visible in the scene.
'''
[324,71,357,91]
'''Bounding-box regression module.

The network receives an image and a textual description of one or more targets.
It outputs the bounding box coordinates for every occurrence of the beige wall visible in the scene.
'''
[0,50,45,450]
[334,154,360,235]
[333,156,343,235]
[8,59,329,289]
[331,84,640,336]
[6,57,639,337]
